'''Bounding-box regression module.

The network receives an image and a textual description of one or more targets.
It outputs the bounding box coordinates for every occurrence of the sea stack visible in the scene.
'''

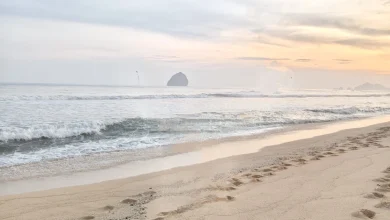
[167,72,188,86]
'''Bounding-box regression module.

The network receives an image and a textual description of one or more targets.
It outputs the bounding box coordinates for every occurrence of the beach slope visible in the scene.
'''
[0,123,390,220]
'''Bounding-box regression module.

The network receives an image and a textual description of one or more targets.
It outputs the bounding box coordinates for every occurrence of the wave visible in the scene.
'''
[1,92,390,101]
[1,105,389,167]
[306,106,390,115]
[2,106,389,143]
[0,117,229,142]
[0,121,110,142]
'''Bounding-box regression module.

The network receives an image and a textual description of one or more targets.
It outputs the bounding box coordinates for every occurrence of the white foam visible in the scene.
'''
[1,92,390,101]
[1,86,390,168]
[0,121,111,141]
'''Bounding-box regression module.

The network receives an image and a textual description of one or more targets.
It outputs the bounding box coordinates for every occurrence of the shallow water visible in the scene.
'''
[2,115,390,196]
[1,84,390,167]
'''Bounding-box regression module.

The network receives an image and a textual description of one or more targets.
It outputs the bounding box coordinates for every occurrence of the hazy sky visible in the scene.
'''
[1,0,390,89]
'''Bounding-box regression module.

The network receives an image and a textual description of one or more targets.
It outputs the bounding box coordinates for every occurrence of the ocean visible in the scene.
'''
[1,84,390,168]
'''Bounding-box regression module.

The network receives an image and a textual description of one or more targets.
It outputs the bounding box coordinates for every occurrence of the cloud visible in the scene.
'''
[284,13,390,36]
[150,55,179,60]
[254,28,335,43]
[254,27,389,49]
[252,10,390,49]
[237,57,290,61]
[334,38,388,49]
[334,59,352,62]
[295,59,312,62]
[0,0,250,38]
[256,36,290,48]
[146,55,197,63]
[333,59,352,64]
[238,57,313,63]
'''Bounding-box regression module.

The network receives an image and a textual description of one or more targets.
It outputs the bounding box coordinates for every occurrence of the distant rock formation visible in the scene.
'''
[354,83,389,91]
[167,72,188,86]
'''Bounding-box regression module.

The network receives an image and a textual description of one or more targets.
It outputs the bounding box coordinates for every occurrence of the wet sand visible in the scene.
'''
[1,119,390,219]
[2,116,390,196]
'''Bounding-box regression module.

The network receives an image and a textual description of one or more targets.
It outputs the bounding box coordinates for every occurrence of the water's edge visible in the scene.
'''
[1,115,390,196]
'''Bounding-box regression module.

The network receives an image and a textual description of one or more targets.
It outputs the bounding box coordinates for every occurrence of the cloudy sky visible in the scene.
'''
[1,0,390,88]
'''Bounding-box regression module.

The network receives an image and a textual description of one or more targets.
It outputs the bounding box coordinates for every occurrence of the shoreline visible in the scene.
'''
[1,115,390,196]
[0,117,389,219]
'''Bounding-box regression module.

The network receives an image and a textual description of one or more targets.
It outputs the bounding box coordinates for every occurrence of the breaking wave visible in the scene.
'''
[1,92,390,101]
[2,105,390,143]
[306,106,390,115]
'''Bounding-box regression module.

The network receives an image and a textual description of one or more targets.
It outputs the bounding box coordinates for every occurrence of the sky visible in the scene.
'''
[1,0,390,89]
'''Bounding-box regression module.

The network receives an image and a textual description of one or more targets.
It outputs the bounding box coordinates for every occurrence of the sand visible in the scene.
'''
[1,121,390,220]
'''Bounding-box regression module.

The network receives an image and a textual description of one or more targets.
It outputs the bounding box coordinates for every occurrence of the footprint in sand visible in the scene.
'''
[262,168,273,172]
[210,185,236,191]
[81,216,95,220]
[311,156,322,161]
[292,158,307,164]
[336,149,346,153]
[374,201,390,209]
[274,166,288,171]
[349,146,359,150]
[102,205,115,211]
[249,174,263,182]
[373,177,390,182]
[375,183,390,192]
[121,198,137,206]
[226,196,235,201]
[252,174,263,178]
[324,151,336,156]
[260,165,287,173]
[364,192,385,199]
[158,195,235,217]
[251,178,262,182]
[351,209,376,219]
[230,178,244,186]
[313,153,330,160]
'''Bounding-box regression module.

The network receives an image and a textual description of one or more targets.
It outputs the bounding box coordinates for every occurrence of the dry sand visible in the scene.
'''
[1,121,390,220]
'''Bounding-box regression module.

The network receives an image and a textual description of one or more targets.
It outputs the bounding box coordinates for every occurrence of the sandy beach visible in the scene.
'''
[1,119,390,220]
[2,1,390,219]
